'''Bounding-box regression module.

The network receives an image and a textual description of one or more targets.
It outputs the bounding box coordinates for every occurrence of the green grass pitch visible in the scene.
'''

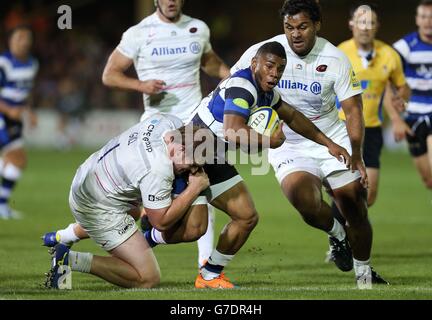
[0,149,431,300]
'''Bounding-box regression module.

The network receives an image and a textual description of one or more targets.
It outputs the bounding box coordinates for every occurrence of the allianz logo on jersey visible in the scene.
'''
[151,42,201,56]
[277,80,322,95]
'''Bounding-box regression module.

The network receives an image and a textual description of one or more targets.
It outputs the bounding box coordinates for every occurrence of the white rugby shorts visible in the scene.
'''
[68,191,138,252]
[269,121,361,189]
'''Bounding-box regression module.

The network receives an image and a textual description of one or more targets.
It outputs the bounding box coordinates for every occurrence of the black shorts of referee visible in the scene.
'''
[363,126,384,169]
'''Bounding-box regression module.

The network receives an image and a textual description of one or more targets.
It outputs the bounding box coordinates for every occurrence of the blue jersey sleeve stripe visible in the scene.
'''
[224,99,251,118]
[225,87,255,106]
[224,110,250,120]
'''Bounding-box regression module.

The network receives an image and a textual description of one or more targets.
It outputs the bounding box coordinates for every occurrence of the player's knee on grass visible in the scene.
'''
[134,274,160,289]
[120,269,160,288]
[133,268,161,289]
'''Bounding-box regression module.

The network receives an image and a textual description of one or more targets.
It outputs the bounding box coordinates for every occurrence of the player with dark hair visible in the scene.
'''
[393,0,432,191]
[0,25,38,219]
[190,41,347,154]
[232,0,387,288]
[190,40,351,288]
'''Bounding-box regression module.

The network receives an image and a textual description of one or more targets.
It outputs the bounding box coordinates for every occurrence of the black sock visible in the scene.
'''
[143,230,158,248]
[331,201,346,226]
[204,261,224,272]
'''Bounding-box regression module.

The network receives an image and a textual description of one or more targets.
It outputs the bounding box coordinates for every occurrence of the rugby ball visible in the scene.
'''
[247,106,280,136]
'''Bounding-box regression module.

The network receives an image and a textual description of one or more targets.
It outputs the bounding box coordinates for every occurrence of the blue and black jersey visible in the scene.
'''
[394,32,432,116]
[0,51,38,108]
[0,51,38,147]
[394,32,432,157]
[192,67,281,140]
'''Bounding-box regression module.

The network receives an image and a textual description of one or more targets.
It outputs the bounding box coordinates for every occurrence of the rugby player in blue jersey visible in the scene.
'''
[0,26,38,219]
[190,41,351,288]
[394,0,432,191]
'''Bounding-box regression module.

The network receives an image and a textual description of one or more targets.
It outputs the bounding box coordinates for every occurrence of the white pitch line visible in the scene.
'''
[1,286,432,294]
[123,286,432,293]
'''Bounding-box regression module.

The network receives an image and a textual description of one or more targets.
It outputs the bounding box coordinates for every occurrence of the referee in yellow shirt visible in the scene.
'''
[330,3,411,234]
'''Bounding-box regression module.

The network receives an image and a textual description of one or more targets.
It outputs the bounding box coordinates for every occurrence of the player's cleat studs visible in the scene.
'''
[371,268,389,285]
[45,244,72,290]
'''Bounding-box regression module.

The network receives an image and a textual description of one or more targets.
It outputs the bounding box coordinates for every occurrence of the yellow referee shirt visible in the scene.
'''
[338,39,406,127]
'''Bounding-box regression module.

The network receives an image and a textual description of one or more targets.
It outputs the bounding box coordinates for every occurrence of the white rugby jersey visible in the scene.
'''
[117,12,212,123]
[70,113,183,215]
[231,35,362,143]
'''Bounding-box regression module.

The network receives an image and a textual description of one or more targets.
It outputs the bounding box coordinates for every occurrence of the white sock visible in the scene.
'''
[201,249,234,280]
[201,268,221,281]
[0,203,9,212]
[0,163,21,207]
[68,251,93,273]
[0,186,11,199]
[328,218,346,241]
[209,249,235,267]
[197,205,215,268]
[57,223,80,245]
[151,228,167,244]
[353,258,370,277]
[3,163,22,180]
